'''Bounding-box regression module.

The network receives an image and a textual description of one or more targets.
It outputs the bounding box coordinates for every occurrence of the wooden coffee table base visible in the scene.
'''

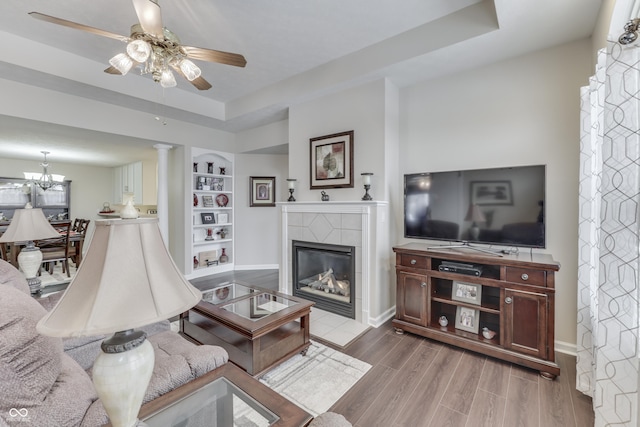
[181,293,313,377]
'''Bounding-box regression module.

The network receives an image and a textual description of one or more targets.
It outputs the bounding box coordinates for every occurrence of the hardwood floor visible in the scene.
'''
[191,270,595,427]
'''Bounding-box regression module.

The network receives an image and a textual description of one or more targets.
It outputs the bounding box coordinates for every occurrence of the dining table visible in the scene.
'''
[1,224,83,270]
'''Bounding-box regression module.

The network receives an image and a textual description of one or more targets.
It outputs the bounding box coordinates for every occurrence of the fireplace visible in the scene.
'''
[292,240,355,319]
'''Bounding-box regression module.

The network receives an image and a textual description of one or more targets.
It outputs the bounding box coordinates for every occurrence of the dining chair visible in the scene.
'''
[38,220,72,277]
[70,218,90,267]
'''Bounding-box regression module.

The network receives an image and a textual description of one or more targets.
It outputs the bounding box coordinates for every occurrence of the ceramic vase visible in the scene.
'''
[219,248,229,263]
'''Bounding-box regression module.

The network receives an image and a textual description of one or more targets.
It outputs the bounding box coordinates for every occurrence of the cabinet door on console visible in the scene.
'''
[396,271,428,326]
[503,289,548,359]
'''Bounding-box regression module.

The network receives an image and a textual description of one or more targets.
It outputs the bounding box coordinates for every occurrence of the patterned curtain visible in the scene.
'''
[577,41,640,426]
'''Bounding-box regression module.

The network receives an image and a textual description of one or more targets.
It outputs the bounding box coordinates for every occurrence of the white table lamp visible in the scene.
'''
[37,218,201,427]
[0,203,60,294]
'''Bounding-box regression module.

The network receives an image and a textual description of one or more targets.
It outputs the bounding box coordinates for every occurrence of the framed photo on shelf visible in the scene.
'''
[310,130,354,189]
[451,281,482,305]
[455,306,480,334]
[202,195,214,207]
[470,181,513,206]
[250,176,276,207]
[217,213,229,224]
[200,212,216,224]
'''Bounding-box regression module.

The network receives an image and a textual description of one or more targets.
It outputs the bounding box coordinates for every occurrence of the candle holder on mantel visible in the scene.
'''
[287,179,297,202]
[361,173,373,201]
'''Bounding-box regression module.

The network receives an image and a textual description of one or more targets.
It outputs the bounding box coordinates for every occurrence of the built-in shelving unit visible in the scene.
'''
[187,148,234,279]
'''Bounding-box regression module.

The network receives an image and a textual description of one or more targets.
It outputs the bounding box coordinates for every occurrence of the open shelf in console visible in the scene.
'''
[430,257,501,280]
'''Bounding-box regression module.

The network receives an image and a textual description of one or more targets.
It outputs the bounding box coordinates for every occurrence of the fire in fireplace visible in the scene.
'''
[292,240,355,319]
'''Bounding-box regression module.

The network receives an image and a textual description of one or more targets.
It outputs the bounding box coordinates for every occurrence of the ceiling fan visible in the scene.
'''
[29,0,246,90]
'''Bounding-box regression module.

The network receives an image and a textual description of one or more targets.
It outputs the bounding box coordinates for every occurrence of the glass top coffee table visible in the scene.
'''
[138,363,312,426]
[181,281,314,376]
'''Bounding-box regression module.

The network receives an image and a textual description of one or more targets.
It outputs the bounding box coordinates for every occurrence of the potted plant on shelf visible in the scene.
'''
[217,228,228,239]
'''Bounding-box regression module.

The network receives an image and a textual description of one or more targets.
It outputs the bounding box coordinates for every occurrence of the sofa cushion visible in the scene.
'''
[0,286,97,426]
[0,258,29,295]
[143,330,228,403]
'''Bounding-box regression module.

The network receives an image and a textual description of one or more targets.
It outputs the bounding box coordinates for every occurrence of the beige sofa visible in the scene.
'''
[0,259,228,426]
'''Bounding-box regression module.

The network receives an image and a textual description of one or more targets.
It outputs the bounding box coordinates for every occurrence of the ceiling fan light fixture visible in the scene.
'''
[109,53,134,75]
[160,69,177,88]
[179,59,201,81]
[126,39,151,62]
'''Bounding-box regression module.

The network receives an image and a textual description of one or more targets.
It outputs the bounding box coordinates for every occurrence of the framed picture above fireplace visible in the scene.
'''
[310,130,354,189]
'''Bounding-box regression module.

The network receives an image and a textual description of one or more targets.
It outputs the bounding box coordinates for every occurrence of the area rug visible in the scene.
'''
[259,340,371,417]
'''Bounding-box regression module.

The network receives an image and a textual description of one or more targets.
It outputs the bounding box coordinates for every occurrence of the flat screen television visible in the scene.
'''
[404,165,546,248]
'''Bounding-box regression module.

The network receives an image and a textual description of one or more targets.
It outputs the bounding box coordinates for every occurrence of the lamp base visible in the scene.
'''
[362,185,373,201]
[26,276,43,295]
[93,330,154,427]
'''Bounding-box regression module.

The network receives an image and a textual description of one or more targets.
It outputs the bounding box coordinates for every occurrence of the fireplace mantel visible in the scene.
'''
[278,201,395,327]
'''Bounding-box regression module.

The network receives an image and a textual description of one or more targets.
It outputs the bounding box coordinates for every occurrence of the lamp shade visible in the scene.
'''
[37,218,201,337]
[465,204,486,223]
[0,205,59,242]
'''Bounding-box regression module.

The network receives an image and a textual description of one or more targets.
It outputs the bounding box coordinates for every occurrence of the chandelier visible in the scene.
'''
[23,151,65,191]
[108,25,201,88]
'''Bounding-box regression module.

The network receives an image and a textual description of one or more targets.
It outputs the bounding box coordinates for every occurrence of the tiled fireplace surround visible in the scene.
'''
[279,201,394,327]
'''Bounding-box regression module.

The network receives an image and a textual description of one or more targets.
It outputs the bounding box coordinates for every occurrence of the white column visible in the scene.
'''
[154,144,172,245]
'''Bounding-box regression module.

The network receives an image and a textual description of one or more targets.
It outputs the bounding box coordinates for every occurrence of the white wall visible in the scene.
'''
[233,154,288,268]
[399,38,593,348]
[288,79,391,202]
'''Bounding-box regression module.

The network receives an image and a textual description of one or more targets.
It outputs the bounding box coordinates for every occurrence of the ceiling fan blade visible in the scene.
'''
[104,66,122,75]
[29,12,128,42]
[132,0,163,39]
[183,46,247,68]
[172,65,212,90]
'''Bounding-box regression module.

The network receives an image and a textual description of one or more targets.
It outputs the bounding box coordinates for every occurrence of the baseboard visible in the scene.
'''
[367,307,396,328]
[555,340,577,356]
[233,264,279,271]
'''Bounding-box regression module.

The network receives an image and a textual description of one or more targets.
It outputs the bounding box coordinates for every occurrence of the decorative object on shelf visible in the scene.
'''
[120,193,138,219]
[482,327,496,340]
[310,130,354,189]
[219,248,229,263]
[193,256,199,269]
[455,306,480,334]
[465,204,486,241]
[451,281,482,305]
[217,213,229,224]
[214,178,224,191]
[321,191,329,201]
[207,162,214,174]
[197,176,205,190]
[36,218,201,427]
[219,167,226,175]
[202,195,214,207]
[439,316,449,327]
[200,212,215,224]
[193,193,198,207]
[205,228,214,241]
[23,151,65,191]
[0,203,61,294]
[249,176,276,207]
[217,228,228,239]
[287,179,297,202]
[199,250,219,267]
[361,172,373,201]
[193,162,198,173]
[215,194,229,207]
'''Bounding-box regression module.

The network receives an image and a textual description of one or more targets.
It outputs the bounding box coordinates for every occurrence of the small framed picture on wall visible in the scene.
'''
[250,176,276,207]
